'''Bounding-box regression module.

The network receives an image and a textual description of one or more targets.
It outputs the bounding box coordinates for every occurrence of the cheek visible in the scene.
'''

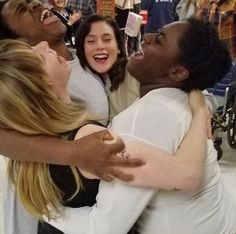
[108,45,119,63]
[84,46,94,63]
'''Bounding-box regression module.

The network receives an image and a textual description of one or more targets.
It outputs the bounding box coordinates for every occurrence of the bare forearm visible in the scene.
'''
[173,109,208,189]
[0,128,141,181]
[0,128,72,165]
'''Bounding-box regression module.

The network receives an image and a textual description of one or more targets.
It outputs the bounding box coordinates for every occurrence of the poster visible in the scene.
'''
[97,0,116,17]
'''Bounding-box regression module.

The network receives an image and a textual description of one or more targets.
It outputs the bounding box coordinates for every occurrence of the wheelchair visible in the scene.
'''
[211,80,236,160]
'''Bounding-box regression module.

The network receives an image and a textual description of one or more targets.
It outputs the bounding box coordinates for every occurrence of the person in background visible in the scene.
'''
[196,0,236,82]
[141,0,180,33]
[66,0,96,18]
[48,0,81,48]
[177,0,236,83]
[0,39,212,234]
[45,18,236,234]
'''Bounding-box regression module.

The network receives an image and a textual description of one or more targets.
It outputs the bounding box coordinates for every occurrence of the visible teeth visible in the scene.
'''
[40,9,50,23]
[94,55,108,59]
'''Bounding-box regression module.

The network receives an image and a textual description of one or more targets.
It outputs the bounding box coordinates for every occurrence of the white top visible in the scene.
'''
[47,88,236,234]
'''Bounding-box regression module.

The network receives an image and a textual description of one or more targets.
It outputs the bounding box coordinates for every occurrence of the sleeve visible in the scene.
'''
[45,98,181,234]
[45,181,156,234]
[176,0,184,18]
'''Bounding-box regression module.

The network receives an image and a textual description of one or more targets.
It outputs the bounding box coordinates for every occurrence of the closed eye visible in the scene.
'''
[103,38,112,42]
[155,32,166,44]
[16,3,27,14]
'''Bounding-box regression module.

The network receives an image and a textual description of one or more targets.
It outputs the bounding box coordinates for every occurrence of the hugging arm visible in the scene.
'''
[45,91,209,233]
[121,90,209,190]
[0,128,142,181]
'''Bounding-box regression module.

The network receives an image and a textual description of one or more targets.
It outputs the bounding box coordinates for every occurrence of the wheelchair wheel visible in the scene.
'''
[227,106,236,149]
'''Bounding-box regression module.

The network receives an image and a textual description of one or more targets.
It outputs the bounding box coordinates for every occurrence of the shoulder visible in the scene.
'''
[109,71,139,116]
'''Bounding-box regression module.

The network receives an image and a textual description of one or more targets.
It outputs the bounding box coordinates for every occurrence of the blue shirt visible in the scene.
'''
[142,0,179,33]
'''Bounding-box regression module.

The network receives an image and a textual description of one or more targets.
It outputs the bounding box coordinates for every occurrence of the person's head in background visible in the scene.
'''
[0,39,90,219]
[127,18,232,97]
[48,0,67,11]
[75,14,127,91]
[0,0,70,57]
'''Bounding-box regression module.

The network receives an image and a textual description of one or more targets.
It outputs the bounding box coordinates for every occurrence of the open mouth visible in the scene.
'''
[93,54,109,63]
[40,8,58,25]
[40,9,50,23]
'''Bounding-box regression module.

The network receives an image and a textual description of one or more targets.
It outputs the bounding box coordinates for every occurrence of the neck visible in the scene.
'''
[54,6,64,12]
[59,92,71,104]
[56,88,71,104]
[49,41,73,61]
[139,83,182,97]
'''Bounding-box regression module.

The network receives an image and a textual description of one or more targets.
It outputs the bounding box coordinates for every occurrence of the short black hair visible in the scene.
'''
[0,0,19,40]
[178,18,232,92]
[75,14,127,91]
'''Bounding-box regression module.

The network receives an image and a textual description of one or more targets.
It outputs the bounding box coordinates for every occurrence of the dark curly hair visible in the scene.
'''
[75,14,128,91]
[178,17,232,92]
[0,0,20,40]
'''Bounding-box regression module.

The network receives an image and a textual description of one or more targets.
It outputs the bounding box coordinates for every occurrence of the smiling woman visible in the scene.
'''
[75,14,140,116]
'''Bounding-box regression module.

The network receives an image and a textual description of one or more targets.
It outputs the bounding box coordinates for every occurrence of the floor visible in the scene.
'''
[0,114,235,234]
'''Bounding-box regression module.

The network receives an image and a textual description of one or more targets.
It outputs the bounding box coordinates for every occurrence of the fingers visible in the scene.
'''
[95,130,114,141]
[108,167,134,182]
[110,157,145,167]
[99,173,114,182]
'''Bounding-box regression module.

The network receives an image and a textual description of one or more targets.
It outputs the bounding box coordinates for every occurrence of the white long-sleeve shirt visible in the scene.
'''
[47,88,236,234]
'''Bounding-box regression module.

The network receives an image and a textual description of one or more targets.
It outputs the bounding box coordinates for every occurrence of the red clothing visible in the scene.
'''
[196,0,236,60]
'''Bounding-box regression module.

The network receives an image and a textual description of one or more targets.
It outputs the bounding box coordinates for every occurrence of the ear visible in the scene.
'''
[168,65,189,82]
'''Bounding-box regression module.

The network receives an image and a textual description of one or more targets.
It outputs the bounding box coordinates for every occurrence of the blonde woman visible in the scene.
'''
[0,39,210,234]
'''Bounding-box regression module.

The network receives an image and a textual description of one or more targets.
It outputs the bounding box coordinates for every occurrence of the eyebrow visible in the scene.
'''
[87,33,112,38]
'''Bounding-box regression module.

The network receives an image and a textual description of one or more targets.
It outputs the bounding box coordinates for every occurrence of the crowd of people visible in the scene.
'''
[0,0,236,233]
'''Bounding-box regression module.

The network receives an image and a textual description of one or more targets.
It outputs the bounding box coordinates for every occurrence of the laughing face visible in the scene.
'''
[84,21,120,76]
[1,0,66,45]
[127,21,189,85]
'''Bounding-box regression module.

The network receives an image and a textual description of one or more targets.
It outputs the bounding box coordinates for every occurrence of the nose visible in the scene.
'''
[28,0,41,12]
[96,39,105,50]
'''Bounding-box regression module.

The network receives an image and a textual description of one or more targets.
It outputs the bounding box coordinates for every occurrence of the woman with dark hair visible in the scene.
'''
[75,15,140,116]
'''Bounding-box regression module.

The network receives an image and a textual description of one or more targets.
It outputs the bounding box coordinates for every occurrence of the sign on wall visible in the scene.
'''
[97,0,116,17]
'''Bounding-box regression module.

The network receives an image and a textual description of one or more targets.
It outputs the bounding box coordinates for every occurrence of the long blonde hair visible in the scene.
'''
[0,39,91,219]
